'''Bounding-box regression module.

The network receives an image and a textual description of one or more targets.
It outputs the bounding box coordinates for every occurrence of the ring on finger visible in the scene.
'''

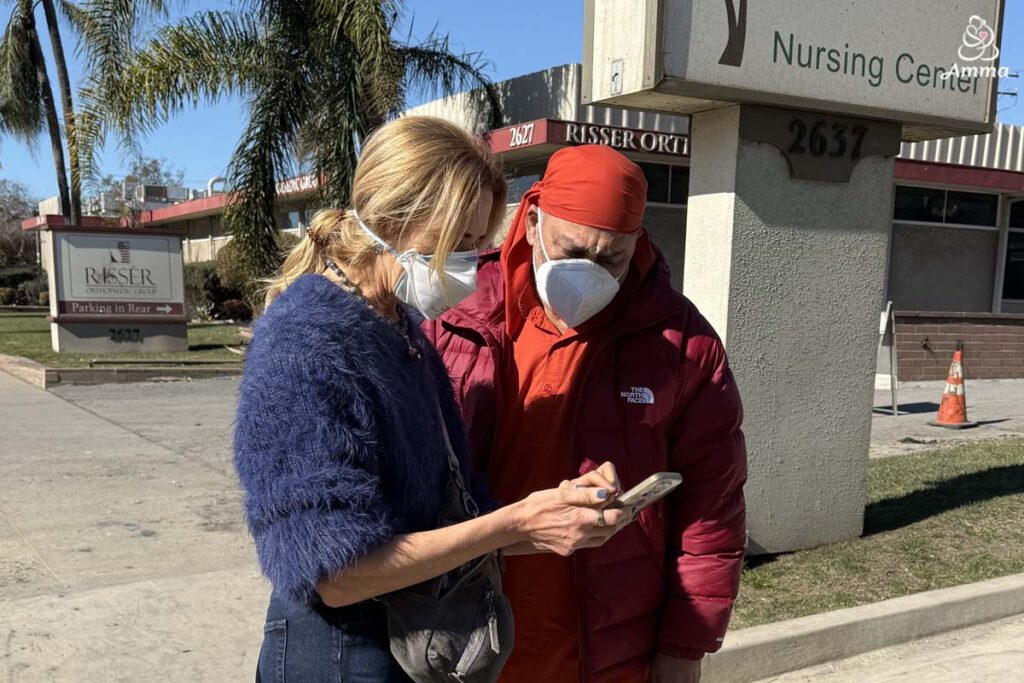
[595,509,607,528]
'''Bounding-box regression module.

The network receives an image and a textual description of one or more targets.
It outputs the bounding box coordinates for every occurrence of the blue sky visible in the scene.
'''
[3,0,1023,199]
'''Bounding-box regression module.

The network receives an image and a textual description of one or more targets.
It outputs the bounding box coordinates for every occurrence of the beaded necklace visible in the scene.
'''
[324,260,422,360]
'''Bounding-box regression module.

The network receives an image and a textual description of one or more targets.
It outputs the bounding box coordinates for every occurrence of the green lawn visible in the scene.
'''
[0,312,243,367]
[734,438,1024,628]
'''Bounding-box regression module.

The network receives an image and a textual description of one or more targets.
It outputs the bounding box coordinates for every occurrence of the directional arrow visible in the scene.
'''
[156,305,173,314]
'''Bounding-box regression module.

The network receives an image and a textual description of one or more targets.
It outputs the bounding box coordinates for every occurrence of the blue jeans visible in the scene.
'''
[256,592,413,683]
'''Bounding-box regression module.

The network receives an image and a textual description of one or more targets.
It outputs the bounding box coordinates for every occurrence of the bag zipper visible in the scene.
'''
[486,588,499,653]
[452,587,497,680]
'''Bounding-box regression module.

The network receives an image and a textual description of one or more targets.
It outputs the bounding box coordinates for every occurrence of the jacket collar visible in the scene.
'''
[444,243,686,345]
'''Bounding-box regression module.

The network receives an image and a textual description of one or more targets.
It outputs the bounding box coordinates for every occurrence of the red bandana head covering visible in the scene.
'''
[500,145,656,334]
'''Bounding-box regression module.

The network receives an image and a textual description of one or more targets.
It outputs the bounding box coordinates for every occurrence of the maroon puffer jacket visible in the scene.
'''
[424,249,747,682]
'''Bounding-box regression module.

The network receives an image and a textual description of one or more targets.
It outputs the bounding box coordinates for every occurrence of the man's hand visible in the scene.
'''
[651,654,701,683]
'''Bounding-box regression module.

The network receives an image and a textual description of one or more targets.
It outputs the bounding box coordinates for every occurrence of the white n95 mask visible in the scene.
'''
[354,210,478,320]
[533,209,623,329]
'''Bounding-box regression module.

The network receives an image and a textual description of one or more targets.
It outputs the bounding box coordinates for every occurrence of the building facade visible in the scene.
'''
[23,64,1024,379]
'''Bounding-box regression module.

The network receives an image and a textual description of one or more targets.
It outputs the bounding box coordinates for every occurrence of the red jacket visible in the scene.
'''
[424,249,747,682]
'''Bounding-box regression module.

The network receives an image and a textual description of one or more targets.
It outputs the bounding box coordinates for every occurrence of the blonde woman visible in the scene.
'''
[234,117,630,682]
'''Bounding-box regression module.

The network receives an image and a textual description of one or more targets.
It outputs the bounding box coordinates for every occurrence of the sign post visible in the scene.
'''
[878,301,899,417]
[46,225,188,353]
[583,0,1004,553]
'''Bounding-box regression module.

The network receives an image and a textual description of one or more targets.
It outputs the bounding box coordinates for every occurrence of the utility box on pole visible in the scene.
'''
[583,0,1004,553]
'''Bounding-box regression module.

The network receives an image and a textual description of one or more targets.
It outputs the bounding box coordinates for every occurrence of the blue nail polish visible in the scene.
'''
[597,489,608,500]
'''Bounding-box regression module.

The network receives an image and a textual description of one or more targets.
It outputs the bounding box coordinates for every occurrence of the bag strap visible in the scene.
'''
[434,396,481,519]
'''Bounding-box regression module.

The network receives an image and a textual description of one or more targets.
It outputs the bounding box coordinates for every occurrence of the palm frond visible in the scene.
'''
[301,38,368,210]
[0,11,44,141]
[397,35,502,130]
[75,11,266,191]
[314,0,403,121]
[55,0,95,39]
[222,48,312,279]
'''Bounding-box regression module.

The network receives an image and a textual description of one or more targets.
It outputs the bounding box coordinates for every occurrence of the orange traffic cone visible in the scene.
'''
[929,346,978,429]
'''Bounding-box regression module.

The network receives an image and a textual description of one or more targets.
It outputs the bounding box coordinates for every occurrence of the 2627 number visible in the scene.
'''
[109,328,142,343]
[789,120,868,160]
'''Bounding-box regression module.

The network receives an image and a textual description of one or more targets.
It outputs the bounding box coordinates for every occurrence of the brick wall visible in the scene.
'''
[894,312,1024,381]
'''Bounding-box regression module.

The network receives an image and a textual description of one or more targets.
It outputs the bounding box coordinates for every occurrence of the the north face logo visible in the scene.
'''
[621,387,655,405]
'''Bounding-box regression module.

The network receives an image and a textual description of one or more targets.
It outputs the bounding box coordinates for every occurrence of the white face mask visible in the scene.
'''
[354,211,478,320]
[533,209,623,329]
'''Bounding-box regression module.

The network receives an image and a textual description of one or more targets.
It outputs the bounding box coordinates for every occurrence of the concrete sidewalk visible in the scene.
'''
[870,378,1024,458]
[762,614,1024,682]
[2,371,1021,681]
[0,372,266,682]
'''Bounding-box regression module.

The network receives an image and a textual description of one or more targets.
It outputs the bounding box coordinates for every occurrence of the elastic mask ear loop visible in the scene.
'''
[536,208,552,264]
[352,209,400,258]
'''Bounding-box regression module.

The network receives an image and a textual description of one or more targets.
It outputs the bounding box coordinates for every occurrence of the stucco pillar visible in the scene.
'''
[684,105,895,553]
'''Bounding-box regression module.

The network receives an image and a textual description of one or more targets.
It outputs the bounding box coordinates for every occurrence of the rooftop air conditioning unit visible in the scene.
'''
[37,196,62,217]
[166,185,190,202]
[96,192,121,216]
[134,184,169,203]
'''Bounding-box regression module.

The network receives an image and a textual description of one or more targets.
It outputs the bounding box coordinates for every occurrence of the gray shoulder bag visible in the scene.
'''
[380,398,515,683]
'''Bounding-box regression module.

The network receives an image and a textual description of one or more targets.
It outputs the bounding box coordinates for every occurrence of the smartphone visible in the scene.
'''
[607,472,682,511]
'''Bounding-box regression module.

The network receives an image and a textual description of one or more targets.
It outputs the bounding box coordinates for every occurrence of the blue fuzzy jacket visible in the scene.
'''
[233,274,489,605]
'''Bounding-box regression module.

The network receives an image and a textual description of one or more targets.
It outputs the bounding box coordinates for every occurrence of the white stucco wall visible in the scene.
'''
[685,106,894,553]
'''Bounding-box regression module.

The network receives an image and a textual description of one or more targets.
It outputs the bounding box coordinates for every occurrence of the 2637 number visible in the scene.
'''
[789,120,869,161]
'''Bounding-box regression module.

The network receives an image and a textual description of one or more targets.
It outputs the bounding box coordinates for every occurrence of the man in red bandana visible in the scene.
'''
[425,145,747,683]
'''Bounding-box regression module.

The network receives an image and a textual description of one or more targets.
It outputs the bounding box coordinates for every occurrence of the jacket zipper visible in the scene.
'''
[450,301,680,682]
[567,308,680,683]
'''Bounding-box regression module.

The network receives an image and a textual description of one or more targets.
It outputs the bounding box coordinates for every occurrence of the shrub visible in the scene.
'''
[38,291,49,306]
[216,232,304,310]
[218,298,253,322]
[214,239,249,294]
[0,287,17,305]
[277,231,301,254]
[184,261,229,321]
[0,266,41,289]
[17,272,48,306]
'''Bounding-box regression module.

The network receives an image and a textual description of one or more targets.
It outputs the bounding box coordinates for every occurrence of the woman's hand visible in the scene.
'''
[508,478,631,557]
[571,461,622,495]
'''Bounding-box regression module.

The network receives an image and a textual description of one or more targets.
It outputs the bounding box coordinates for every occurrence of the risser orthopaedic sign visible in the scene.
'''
[51,230,185,319]
[583,0,1005,139]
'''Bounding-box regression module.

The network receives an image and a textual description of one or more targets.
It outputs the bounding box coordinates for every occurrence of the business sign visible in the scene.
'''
[583,0,1005,139]
[276,173,319,196]
[50,230,186,319]
[488,118,689,157]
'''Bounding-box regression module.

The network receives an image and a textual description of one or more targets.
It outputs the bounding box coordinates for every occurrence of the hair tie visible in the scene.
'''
[308,230,330,249]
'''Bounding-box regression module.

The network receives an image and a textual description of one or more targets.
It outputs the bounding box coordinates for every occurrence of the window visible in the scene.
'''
[670,166,690,205]
[893,186,948,223]
[277,210,302,231]
[945,191,999,226]
[1003,231,1024,301]
[507,162,546,204]
[893,186,998,227]
[638,162,688,206]
[1010,200,1024,229]
[640,163,670,203]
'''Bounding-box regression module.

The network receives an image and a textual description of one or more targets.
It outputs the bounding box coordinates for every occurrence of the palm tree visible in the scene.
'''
[1,0,72,218]
[2,0,168,224]
[39,0,82,224]
[83,0,501,286]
